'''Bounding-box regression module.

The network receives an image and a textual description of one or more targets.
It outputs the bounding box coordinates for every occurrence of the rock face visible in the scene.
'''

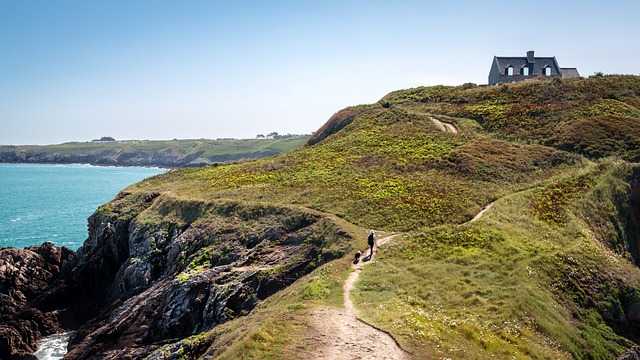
[65,193,351,359]
[0,243,75,359]
[619,347,640,360]
[0,191,351,359]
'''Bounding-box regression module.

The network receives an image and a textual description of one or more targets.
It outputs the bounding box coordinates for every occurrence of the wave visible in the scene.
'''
[33,332,72,360]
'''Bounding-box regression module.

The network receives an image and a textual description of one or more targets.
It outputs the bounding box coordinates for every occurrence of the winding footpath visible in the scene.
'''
[309,234,409,360]
[300,111,493,358]
[307,196,496,359]
[469,202,494,223]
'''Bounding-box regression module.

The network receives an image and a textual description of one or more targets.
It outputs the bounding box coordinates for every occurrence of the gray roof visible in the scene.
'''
[494,56,561,76]
[560,68,580,79]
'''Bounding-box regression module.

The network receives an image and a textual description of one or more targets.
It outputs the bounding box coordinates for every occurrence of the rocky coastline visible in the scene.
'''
[0,243,75,359]
[0,191,351,359]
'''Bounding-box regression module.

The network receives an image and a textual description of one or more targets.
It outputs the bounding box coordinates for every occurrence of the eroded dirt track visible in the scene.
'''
[307,235,409,360]
[429,116,458,134]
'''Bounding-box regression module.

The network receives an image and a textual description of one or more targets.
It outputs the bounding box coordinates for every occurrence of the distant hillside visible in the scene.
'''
[0,136,309,168]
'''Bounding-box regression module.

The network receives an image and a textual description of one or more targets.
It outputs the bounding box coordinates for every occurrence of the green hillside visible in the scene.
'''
[125,76,640,359]
[0,136,308,167]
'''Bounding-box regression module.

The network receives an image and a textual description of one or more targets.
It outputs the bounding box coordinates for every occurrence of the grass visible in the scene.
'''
[354,160,640,359]
[384,75,640,161]
[131,106,576,232]
[100,75,640,359]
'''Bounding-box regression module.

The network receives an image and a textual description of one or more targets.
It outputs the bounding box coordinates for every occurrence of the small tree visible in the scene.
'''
[92,136,116,142]
[378,100,391,108]
[256,134,265,138]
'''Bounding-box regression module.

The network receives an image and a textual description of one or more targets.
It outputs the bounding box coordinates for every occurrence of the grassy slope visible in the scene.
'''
[0,137,308,166]
[384,76,640,161]
[356,161,640,359]
[129,75,640,359]
[136,111,578,231]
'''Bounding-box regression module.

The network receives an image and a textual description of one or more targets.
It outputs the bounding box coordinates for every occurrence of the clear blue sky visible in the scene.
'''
[1,0,639,144]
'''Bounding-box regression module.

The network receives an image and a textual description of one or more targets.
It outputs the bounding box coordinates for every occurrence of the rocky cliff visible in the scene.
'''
[0,191,351,359]
[0,243,75,359]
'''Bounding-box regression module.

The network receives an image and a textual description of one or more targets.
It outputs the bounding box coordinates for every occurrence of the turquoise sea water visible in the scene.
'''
[0,164,164,250]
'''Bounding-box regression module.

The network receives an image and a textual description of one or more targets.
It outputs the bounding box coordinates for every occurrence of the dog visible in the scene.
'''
[353,250,362,264]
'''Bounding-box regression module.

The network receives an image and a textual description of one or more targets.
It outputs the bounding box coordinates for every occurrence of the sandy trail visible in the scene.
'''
[308,235,409,360]
[429,117,458,134]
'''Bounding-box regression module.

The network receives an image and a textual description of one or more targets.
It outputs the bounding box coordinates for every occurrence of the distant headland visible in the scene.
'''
[0,135,309,168]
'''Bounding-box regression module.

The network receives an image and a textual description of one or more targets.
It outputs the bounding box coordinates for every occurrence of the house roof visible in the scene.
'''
[560,68,581,78]
[494,56,561,76]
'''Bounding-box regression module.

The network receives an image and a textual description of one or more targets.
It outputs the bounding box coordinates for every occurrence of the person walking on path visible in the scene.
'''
[367,230,376,258]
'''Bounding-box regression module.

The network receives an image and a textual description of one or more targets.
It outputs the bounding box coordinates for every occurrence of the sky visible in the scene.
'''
[1,0,639,145]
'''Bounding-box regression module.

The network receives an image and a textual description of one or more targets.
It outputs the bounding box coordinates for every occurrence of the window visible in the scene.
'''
[544,66,552,76]
[521,66,530,76]
[506,66,514,76]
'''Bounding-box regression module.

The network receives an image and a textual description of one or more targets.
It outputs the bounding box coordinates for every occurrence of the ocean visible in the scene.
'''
[0,163,164,250]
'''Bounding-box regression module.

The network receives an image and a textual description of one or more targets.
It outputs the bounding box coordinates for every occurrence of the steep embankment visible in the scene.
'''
[0,193,354,360]
[4,75,640,359]
[64,193,353,359]
[0,137,308,168]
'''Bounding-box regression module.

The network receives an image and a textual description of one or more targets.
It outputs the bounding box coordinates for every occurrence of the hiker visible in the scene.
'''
[367,230,375,257]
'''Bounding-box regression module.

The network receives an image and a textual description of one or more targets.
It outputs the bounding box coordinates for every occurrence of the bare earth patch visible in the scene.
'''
[429,117,458,134]
[469,202,494,223]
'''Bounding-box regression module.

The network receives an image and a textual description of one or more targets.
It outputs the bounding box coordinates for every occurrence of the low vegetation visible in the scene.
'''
[119,75,640,359]
[134,108,577,231]
[384,75,640,161]
[355,161,640,359]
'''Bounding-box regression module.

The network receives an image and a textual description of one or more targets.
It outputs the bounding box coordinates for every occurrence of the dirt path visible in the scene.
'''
[468,202,494,223]
[308,235,409,360]
[302,198,498,359]
[429,116,458,134]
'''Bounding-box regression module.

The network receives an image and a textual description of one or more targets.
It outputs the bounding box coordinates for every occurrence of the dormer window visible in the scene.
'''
[544,66,552,76]
[521,66,530,76]
[506,66,514,76]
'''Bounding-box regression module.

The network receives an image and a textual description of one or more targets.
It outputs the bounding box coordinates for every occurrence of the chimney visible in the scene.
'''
[527,50,535,63]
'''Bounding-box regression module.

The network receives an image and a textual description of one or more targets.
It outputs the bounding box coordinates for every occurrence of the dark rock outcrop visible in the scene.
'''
[0,190,351,360]
[61,193,351,359]
[619,346,640,360]
[0,243,75,359]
